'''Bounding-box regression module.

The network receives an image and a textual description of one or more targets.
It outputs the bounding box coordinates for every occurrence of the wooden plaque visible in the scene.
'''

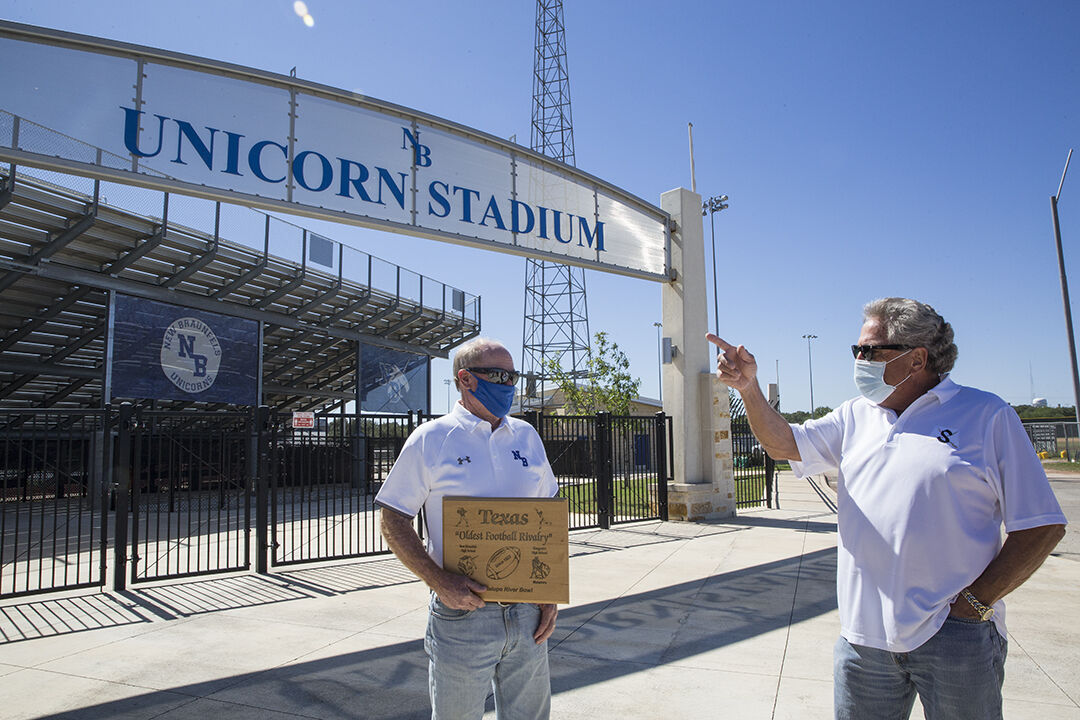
[442,496,569,604]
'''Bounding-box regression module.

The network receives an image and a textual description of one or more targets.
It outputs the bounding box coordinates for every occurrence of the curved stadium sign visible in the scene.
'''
[0,21,670,281]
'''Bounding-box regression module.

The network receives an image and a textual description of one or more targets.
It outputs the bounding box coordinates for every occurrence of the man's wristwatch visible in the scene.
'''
[960,589,995,621]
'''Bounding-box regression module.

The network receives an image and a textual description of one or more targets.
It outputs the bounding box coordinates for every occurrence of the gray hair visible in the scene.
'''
[451,337,509,389]
[863,298,957,374]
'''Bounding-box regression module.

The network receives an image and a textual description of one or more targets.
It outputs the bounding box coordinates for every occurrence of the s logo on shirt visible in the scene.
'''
[936,428,958,449]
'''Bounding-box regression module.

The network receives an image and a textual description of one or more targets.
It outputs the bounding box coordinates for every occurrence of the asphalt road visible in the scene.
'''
[1047,473,1080,562]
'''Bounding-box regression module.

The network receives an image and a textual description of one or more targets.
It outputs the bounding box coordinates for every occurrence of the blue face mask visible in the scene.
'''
[471,376,516,418]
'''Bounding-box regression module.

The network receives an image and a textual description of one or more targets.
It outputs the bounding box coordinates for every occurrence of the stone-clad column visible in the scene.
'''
[660,187,736,521]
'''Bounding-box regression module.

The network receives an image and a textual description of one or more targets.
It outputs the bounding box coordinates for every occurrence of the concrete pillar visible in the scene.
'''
[661,187,736,521]
[660,188,708,486]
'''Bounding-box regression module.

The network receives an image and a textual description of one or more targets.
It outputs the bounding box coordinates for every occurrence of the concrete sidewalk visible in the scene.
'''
[0,473,1077,719]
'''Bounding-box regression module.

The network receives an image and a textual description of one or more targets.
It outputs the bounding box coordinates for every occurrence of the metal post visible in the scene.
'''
[595,412,613,529]
[112,402,134,592]
[653,411,669,520]
[703,195,730,339]
[653,321,663,404]
[1049,149,1078,450]
[803,334,818,416]
[1052,192,1080,440]
[254,405,270,574]
[710,209,718,337]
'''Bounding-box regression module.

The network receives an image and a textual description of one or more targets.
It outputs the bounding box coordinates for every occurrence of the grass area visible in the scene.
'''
[558,479,655,516]
[736,476,769,505]
[557,468,776,514]
[1041,460,1080,474]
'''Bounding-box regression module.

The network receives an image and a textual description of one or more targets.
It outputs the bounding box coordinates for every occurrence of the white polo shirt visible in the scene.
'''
[790,375,1066,652]
[375,402,559,566]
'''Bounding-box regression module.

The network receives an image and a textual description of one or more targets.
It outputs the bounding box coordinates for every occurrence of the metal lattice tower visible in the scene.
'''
[521,0,591,409]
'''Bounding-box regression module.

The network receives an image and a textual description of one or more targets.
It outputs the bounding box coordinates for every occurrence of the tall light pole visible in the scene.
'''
[803,334,818,416]
[443,378,452,414]
[703,194,730,337]
[1051,149,1078,437]
[653,321,663,404]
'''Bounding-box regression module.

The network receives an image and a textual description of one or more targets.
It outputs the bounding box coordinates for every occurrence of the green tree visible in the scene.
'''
[781,410,811,424]
[1011,404,1076,420]
[781,406,832,424]
[544,331,642,415]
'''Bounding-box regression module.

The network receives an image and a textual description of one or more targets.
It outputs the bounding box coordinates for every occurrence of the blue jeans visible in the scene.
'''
[834,617,1007,720]
[424,595,551,720]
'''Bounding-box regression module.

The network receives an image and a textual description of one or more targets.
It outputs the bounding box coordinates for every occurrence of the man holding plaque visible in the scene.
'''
[376,337,559,720]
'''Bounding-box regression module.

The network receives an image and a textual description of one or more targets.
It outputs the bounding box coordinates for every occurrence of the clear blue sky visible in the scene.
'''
[4,1,1079,413]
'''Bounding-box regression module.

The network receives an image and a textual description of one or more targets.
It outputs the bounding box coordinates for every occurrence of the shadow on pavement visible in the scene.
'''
[25,548,837,720]
[0,557,419,643]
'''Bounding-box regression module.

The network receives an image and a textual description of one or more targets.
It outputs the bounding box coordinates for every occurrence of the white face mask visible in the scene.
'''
[853,349,913,404]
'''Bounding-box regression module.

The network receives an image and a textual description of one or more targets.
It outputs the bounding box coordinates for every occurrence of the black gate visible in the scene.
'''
[267,411,417,567]
[125,408,253,584]
[524,411,671,530]
[1,405,672,598]
[0,409,110,598]
[729,393,775,509]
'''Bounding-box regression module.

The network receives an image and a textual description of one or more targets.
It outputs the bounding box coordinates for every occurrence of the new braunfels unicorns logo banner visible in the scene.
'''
[110,294,258,405]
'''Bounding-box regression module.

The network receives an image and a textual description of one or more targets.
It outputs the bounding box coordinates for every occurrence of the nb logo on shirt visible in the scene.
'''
[457,456,471,465]
[936,428,958,449]
[511,450,529,467]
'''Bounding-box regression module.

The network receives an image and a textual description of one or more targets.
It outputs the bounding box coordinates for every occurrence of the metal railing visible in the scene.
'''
[268,411,418,567]
[1022,420,1080,461]
[522,411,671,530]
[126,408,253,585]
[0,405,672,598]
[0,409,110,597]
[730,393,774,509]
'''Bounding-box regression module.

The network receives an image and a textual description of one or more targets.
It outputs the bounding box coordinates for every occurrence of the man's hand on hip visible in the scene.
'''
[534,603,557,644]
[433,571,487,610]
[948,594,984,620]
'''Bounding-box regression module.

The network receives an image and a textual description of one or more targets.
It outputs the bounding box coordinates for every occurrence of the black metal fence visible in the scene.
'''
[268,412,413,567]
[524,412,670,530]
[126,409,253,584]
[0,405,672,599]
[730,393,776,509]
[0,409,110,596]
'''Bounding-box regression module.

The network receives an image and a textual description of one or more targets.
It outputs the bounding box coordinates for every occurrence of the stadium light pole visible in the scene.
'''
[1050,149,1078,442]
[803,334,818,417]
[703,194,730,336]
[653,321,663,404]
[443,378,452,414]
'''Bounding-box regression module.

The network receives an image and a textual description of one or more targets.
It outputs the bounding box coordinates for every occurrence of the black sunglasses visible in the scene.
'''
[851,344,911,361]
[466,367,519,385]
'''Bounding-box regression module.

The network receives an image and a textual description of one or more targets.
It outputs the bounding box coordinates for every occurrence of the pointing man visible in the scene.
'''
[709,298,1066,720]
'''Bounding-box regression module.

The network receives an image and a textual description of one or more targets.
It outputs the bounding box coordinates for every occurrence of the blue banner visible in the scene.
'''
[110,294,259,405]
[360,344,428,413]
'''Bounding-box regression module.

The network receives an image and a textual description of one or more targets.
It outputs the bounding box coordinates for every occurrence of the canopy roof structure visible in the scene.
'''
[0,167,480,411]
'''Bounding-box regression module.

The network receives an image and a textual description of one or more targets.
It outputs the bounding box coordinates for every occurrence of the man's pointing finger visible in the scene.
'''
[705,333,735,351]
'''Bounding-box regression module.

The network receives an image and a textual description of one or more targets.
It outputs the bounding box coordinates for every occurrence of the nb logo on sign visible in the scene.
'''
[161,317,222,395]
[177,334,208,377]
[401,128,432,168]
[511,450,529,467]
